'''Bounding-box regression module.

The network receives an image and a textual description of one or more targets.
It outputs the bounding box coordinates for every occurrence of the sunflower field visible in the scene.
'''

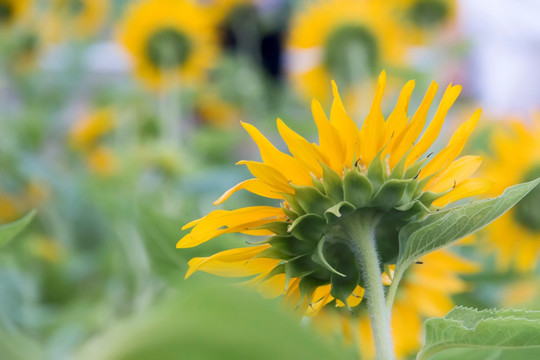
[1,1,539,359]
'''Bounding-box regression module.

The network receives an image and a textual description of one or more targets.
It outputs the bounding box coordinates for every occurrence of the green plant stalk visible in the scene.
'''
[343,212,395,360]
[386,266,405,313]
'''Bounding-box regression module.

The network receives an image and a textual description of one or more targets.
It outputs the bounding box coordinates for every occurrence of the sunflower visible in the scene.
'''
[178,72,491,316]
[118,0,217,90]
[69,109,115,149]
[287,0,408,103]
[44,0,109,41]
[0,0,30,28]
[200,0,254,23]
[394,0,456,44]
[480,119,540,272]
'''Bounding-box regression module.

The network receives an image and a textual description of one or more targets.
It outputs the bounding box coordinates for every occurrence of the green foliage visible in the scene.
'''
[76,280,354,360]
[418,307,540,360]
[397,178,540,271]
[0,210,35,249]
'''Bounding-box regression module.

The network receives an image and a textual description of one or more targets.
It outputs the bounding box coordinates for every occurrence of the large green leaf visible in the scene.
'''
[417,307,540,360]
[397,178,540,270]
[76,279,355,360]
[0,210,35,249]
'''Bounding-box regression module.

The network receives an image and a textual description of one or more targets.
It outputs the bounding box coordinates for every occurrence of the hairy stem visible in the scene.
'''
[342,211,394,360]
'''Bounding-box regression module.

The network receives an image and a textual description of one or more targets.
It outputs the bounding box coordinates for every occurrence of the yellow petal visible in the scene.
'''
[241,122,312,185]
[213,178,283,205]
[389,81,438,168]
[177,206,285,248]
[186,245,270,278]
[276,118,328,178]
[236,160,293,193]
[426,155,483,193]
[187,257,280,278]
[311,99,345,172]
[405,84,462,167]
[432,178,493,207]
[359,71,387,166]
[383,80,416,157]
[420,109,481,179]
[330,81,361,167]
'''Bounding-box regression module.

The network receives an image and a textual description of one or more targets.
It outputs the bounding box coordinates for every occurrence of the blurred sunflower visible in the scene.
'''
[200,0,253,22]
[69,109,118,176]
[69,108,115,149]
[178,72,491,315]
[0,0,30,28]
[287,0,408,102]
[118,0,218,90]
[481,119,540,272]
[312,250,477,359]
[44,0,109,41]
[395,0,456,44]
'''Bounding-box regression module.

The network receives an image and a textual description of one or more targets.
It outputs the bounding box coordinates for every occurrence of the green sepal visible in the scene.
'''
[285,255,318,278]
[343,169,373,208]
[324,241,361,304]
[403,158,426,179]
[398,178,419,206]
[268,235,315,257]
[312,236,346,277]
[395,200,431,221]
[389,149,411,180]
[413,171,438,198]
[310,174,326,194]
[418,189,448,207]
[255,221,290,235]
[324,201,356,223]
[281,205,299,221]
[281,193,306,216]
[321,163,344,202]
[260,263,286,284]
[367,153,386,193]
[290,185,334,216]
[371,179,410,211]
[288,213,326,242]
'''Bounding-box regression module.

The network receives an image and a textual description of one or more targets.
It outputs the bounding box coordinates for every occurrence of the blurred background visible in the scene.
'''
[0,0,539,359]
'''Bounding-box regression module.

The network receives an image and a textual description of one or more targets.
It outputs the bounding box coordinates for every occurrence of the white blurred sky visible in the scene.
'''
[459,0,540,118]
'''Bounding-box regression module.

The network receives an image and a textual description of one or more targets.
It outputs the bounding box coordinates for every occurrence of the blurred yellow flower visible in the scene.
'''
[88,146,117,176]
[195,92,241,127]
[44,0,109,41]
[200,0,253,23]
[0,0,31,28]
[118,0,218,90]
[287,0,408,102]
[178,73,490,316]
[313,250,478,359]
[69,109,115,149]
[481,119,540,272]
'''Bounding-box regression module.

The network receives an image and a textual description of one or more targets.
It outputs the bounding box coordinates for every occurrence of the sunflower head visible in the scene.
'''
[179,72,490,313]
[0,0,30,28]
[287,0,407,102]
[481,119,540,271]
[118,0,217,90]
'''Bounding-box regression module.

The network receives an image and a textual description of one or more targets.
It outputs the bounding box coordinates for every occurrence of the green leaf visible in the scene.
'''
[291,185,334,216]
[397,178,540,270]
[417,307,540,360]
[76,279,354,360]
[0,210,35,249]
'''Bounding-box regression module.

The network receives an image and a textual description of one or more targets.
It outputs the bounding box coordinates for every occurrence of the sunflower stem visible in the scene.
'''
[342,211,394,360]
